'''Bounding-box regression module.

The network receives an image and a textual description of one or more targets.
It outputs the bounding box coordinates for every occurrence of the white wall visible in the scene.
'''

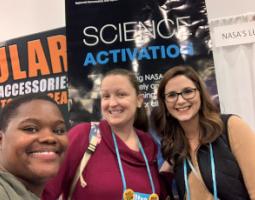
[1,0,254,42]
[205,0,255,19]
[0,0,65,42]
[205,0,255,130]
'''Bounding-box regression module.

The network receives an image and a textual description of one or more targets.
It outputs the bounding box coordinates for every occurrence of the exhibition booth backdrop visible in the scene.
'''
[0,28,68,120]
[0,1,254,131]
[66,0,219,127]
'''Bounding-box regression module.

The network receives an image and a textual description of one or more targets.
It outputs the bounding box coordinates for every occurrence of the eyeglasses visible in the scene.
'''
[164,88,197,103]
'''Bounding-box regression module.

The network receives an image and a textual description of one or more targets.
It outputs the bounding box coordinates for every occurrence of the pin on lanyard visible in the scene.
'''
[112,131,156,198]
[183,143,218,200]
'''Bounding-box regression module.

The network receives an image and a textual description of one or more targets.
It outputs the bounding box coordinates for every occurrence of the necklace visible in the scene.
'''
[112,131,159,200]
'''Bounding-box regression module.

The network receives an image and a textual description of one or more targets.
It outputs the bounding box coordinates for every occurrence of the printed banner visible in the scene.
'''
[213,21,255,47]
[0,28,68,119]
[66,0,218,126]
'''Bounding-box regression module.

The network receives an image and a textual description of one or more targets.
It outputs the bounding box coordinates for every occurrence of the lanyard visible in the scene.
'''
[111,131,156,197]
[183,143,218,200]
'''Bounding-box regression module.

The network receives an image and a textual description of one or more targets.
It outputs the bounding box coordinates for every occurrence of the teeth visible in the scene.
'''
[109,110,122,114]
[31,151,55,155]
[177,106,189,111]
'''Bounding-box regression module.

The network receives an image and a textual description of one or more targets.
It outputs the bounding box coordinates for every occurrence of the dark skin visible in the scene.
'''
[0,100,68,196]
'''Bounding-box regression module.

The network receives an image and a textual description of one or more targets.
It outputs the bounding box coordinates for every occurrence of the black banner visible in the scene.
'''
[66,0,218,126]
[0,28,68,119]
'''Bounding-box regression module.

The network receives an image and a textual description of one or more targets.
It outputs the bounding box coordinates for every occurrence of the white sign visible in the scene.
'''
[213,21,255,47]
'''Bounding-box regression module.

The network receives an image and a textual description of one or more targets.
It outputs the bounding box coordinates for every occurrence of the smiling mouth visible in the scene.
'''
[109,109,123,114]
[30,151,57,155]
[28,151,60,161]
[176,106,191,111]
[27,148,63,160]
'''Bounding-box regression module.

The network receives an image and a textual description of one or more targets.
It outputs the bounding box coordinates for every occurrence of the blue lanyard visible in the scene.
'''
[112,131,156,196]
[183,143,218,200]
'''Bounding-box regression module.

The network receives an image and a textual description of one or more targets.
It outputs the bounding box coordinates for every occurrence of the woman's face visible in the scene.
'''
[164,75,201,123]
[100,75,143,130]
[0,100,68,184]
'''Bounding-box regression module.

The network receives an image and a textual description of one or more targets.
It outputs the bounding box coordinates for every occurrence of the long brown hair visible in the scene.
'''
[102,68,149,132]
[152,65,223,164]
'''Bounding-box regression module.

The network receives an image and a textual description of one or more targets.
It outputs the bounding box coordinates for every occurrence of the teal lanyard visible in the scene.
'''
[111,131,156,197]
[183,143,218,200]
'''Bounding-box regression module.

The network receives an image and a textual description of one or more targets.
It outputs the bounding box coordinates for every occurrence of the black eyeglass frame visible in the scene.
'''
[164,88,197,103]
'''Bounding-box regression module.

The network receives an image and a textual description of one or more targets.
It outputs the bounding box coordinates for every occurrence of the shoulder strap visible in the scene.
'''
[220,114,232,148]
[68,122,101,200]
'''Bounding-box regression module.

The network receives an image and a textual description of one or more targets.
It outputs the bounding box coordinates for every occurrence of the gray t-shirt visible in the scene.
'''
[0,171,40,200]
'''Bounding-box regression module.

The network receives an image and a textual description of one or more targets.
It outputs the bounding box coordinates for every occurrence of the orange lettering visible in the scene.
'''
[47,93,54,99]
[0,47,9,84]
[0,98,12,108]
[27,40,50,77]
[54,92,61,103]
[47,35,67,73]
[9,44,27,80]
[59,91,68,104]
[47,91,68,105]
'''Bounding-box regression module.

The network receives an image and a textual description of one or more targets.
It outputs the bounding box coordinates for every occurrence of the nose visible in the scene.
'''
[176,94,186,104]
[109,96,119,107]
[38,128,57,144]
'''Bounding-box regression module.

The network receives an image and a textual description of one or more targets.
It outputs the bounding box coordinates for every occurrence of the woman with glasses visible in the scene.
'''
[152,65,255,200]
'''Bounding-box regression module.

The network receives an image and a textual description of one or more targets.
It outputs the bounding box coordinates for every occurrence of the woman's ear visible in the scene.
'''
[137,94,144,108]
[0,131,3,150]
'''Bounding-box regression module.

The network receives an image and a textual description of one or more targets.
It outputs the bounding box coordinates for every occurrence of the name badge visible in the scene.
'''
[123,189,159,200]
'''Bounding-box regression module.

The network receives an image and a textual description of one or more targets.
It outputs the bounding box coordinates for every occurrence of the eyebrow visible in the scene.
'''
[165,87,195,93]
[19,118,65,125]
